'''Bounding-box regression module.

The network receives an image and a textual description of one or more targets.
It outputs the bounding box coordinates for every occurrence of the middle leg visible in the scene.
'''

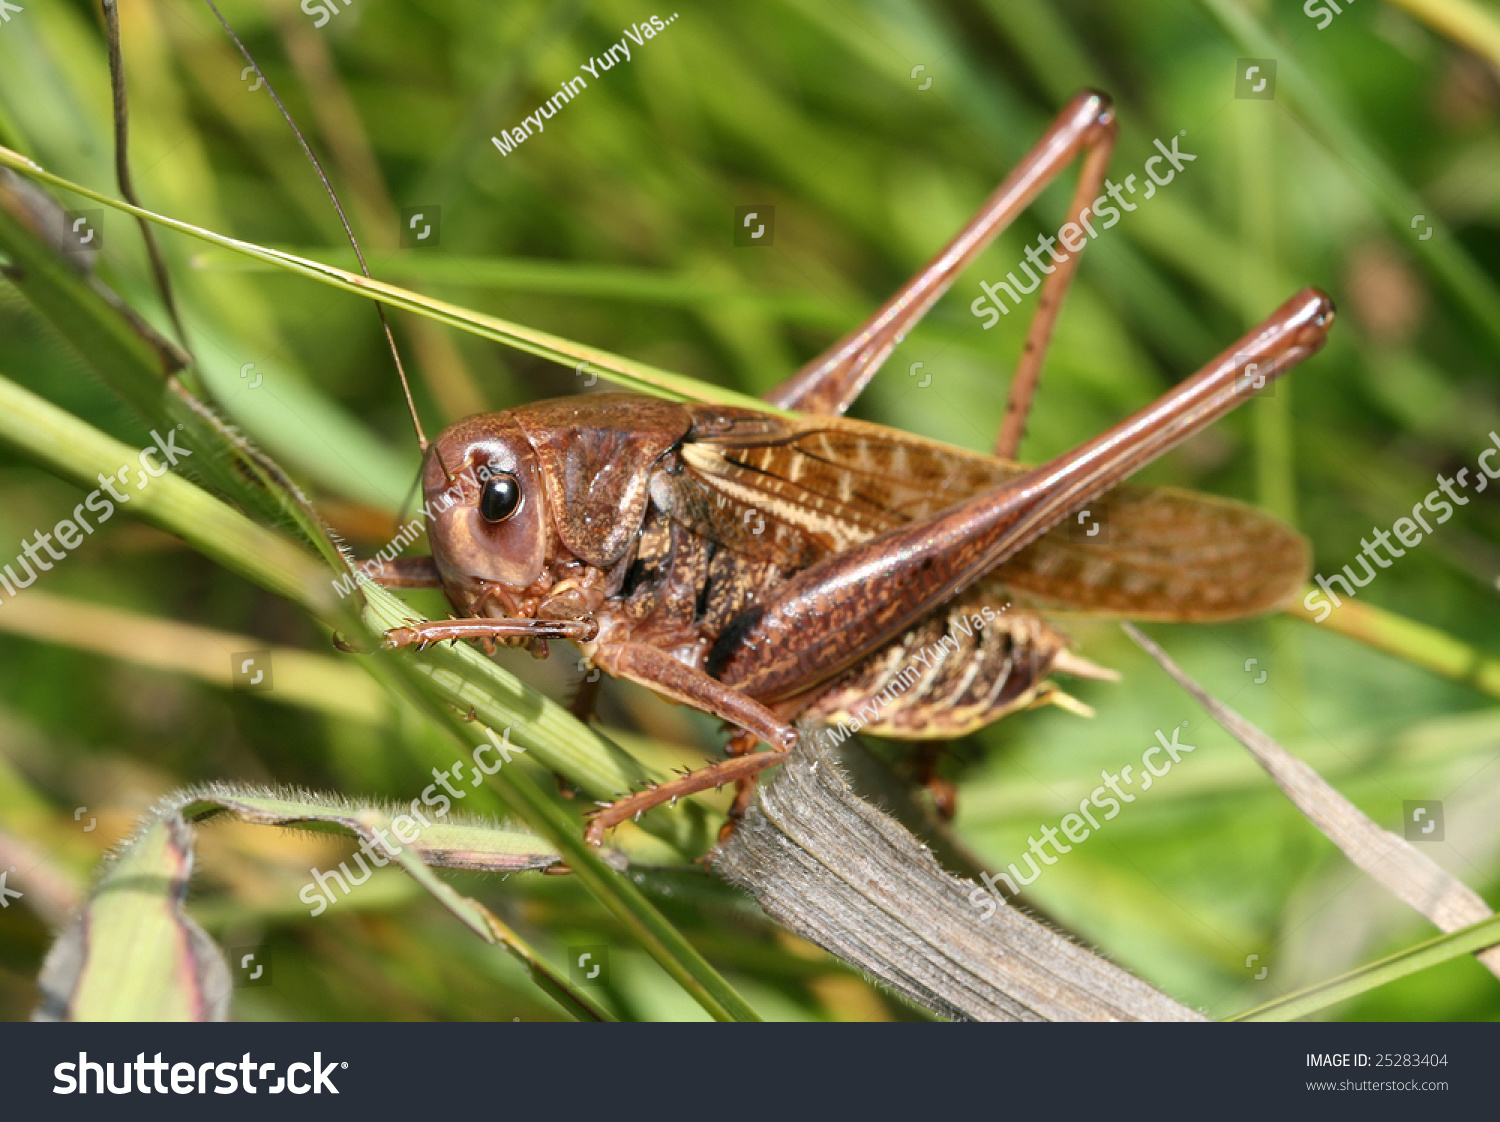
[583,644,798,846]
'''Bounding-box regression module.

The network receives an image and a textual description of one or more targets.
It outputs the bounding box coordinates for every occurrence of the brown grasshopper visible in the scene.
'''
[363,91,1333,845]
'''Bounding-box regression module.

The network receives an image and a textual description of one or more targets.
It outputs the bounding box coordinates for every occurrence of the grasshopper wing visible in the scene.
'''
[670,409,1307,621]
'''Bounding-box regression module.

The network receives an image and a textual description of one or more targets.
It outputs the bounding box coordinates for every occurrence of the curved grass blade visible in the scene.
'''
[0,145,778,414]
[34,811,228,1021]
[173,786,611,1021]
[36,784,607,1021]
[0,367,754,1020]
[1124,622,1500,980]
[1231,912,1500,1022]
[174,786,561,874]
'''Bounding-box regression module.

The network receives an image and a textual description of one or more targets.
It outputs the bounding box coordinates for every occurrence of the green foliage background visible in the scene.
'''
[1,0,1498,1020]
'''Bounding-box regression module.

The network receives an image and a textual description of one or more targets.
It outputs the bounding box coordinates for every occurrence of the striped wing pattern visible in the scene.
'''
[667,412,1308,622]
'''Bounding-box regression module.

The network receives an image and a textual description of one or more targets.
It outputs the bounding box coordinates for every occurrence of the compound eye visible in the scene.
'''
[479,473,523,523]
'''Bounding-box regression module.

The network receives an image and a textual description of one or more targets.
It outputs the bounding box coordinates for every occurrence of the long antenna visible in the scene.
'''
[200,0,454,482]
[101,0,190,351]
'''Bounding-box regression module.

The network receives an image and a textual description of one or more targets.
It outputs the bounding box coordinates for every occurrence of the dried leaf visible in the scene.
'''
[716,731,1204,1021]
[1123,622,1500,980]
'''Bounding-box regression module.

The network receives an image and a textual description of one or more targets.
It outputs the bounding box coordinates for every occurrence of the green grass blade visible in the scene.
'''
[173,787,612,1022]
[0,174,368,553]
[194,247,858,325]
[1198,0,1500,353]
[0,145,778,414]
[0,366,756,1021]
[35,812,228,1021]
[35,783,606,1021]
[416,718,761,1023]
[1231,912,1500,1021]
[1287,595,1500,703]
[0,366,334,614]
[176,788,561,873]
[1388,0,1500,71]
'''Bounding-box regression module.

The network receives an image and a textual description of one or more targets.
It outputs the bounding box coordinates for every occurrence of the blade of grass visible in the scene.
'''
[412,711,761,1022]
[0,589,384,722]
[0,367,334,614]
[0,145,779,414]
[1231,911,1500,1021]
[379,847,615,1022]
[34,810,229,1021]
[36,783,607,1021]
[1388,0,1500,74]
[193,247,857,325]
[0,174,367,561]
[1198,0,1500,353]
[174,787,561,874]
[0,366,756,1020]
[1123,622,1500,980]
[1286,593,1500,702]
[175,788,612,1021]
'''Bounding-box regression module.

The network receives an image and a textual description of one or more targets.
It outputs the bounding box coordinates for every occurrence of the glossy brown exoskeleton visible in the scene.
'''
[372,92,1335,844]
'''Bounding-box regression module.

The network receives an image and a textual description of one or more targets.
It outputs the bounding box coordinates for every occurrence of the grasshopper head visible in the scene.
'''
[422,395,693,612]
[421,413,550,600]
